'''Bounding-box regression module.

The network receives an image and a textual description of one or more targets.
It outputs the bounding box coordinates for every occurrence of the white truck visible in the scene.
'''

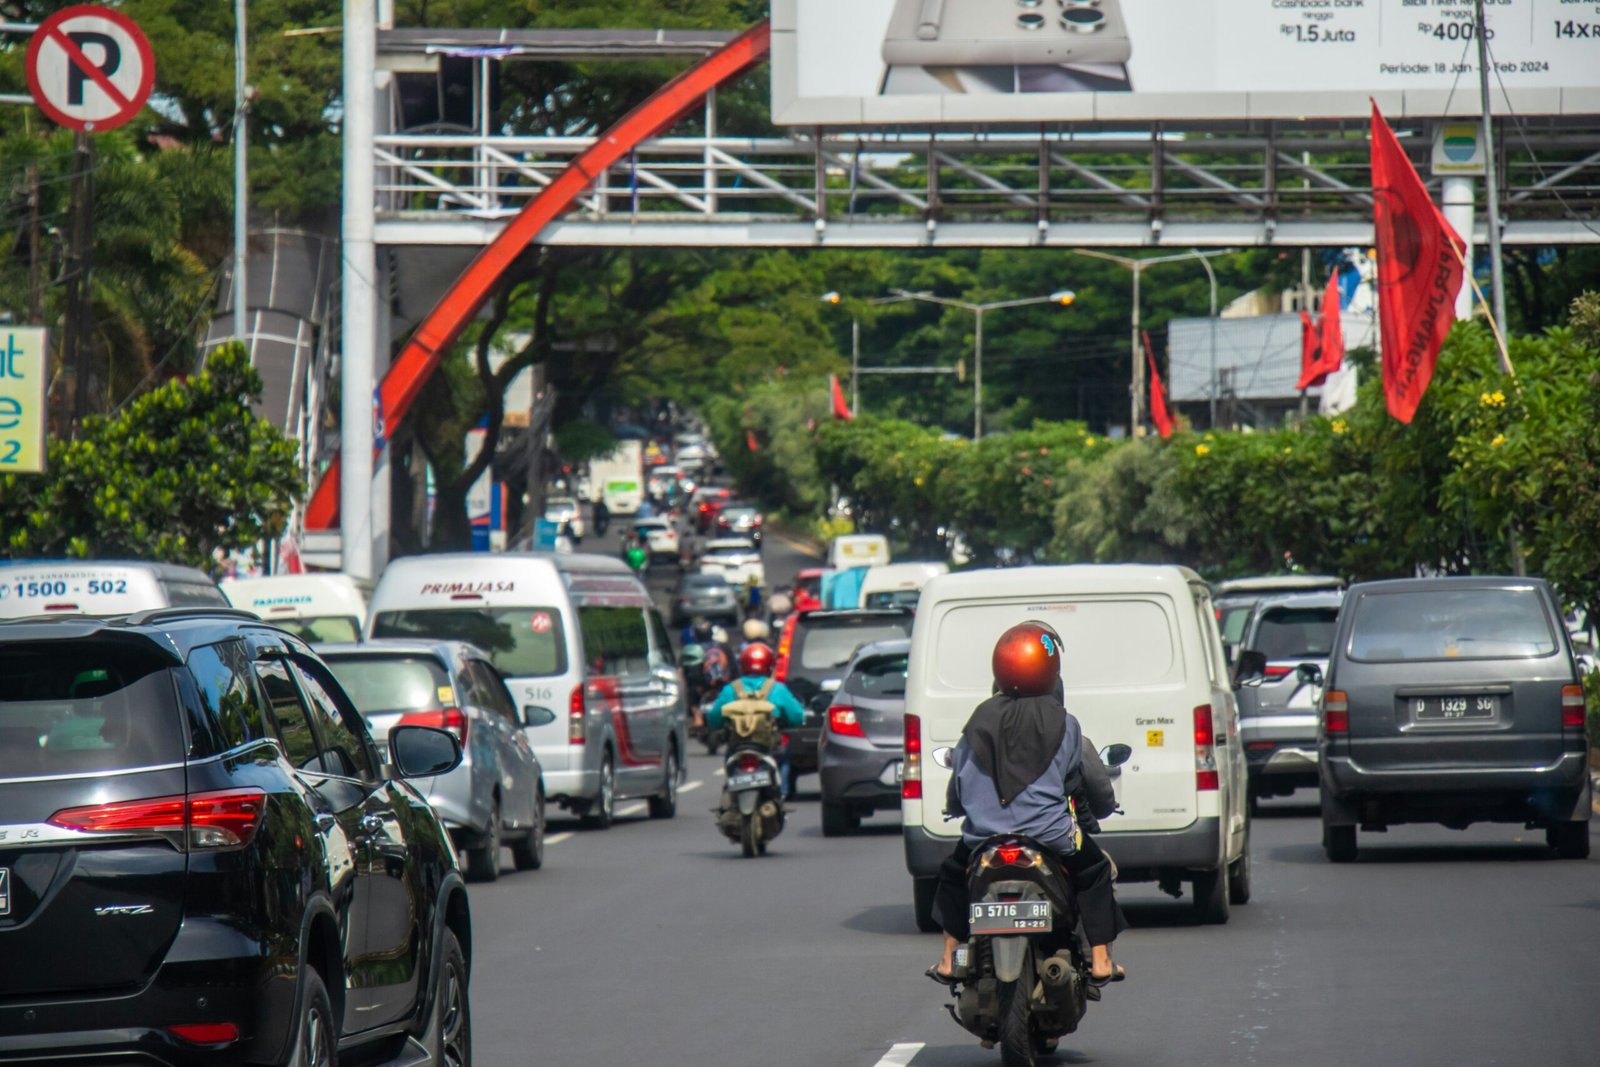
[590,439,645,515]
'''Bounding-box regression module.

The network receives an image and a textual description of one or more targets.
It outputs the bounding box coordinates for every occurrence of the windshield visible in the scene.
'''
[797,620,913,671]
[844,652,909,698]
[324,656,451,717]
[270,615,362,645]
[1348,588,1558,662]
[372,607,568,677]
[1253,607,1338,661]
[706,546,752,558]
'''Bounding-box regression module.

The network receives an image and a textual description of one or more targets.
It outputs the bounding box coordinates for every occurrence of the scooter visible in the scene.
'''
[715,745,785,857]
[931,743,1132,1067]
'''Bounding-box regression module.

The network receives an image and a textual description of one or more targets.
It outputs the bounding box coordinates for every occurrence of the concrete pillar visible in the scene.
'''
[340,0,377,578]
[1440,176,1475,320]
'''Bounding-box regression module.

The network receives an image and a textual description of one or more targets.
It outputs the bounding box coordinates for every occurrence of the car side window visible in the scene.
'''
[292,661,377,781]
[188,640,267,751]
[467,660,518,722]
[254,659,323,772]
[577,605,653,678]
[647,610,676,670]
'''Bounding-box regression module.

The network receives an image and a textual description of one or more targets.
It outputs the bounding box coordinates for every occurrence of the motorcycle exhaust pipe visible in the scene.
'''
[1040,954,1074,987]
[759,801,778,819]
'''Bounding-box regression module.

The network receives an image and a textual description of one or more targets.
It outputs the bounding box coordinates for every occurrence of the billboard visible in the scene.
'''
[771,0,1600,126]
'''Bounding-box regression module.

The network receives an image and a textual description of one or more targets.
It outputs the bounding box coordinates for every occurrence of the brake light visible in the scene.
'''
[1194,704,1218,791]
[49,788,267,851]
[569,683,586,744]
[978,843,1045,870]
[827,705,865,737]
[1322,689,1349,734]
[775,614,798,681]
[1561,684,1586,729]
[996,845,1022,865]
[167,1023,239,1045]
[735,752,762,774]
[902,713,922,799]
[1263,665,1292,679]
[398,707,467,745]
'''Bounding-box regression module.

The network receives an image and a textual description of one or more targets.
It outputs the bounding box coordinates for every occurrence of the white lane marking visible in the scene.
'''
[618,802,647,817]
[873,1043,924,1066]
[680,780,704,793]
[545,832,574,846]
[714,767,725,777]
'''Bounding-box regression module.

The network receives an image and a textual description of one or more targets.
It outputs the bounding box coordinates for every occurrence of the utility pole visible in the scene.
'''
[850,315,860,416]
[974,307,985,440]
[26,164,40,324]
[62,131,95,435]
[1129,265,1142,434]
[233,0,250,349]
[1475,0,1513,374]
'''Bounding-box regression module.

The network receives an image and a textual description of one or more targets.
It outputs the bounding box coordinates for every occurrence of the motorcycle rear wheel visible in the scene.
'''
[740,813,758,857]
[997,978,1036,1067]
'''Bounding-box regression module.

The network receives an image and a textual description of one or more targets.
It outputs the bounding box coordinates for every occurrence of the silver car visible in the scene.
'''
[817,638,910,837]
[319,639,546,882]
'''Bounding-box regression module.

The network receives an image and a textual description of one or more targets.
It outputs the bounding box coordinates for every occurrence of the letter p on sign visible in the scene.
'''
[26,5,154,133]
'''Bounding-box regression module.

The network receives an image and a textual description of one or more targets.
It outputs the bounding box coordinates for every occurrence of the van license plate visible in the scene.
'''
[969,900,1051,935]
[727,771,772,790]
[1412,695,1498,721]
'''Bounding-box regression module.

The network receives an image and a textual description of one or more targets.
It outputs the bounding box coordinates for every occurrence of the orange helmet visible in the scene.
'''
[739,642,776,677]
[992,622,1061,697]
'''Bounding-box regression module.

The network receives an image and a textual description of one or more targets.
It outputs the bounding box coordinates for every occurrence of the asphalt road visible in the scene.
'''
[466,511,1600,1067]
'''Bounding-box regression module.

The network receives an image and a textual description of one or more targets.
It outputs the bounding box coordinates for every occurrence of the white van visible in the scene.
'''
[859,561,949,610]
[901,565,1249,928]
[365,553,687,827]
[830,534,890,570]
[220,573,371,643]
[0,560,226,618]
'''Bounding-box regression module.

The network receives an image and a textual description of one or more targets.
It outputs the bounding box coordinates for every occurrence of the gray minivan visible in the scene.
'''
[1319,577,1592,861]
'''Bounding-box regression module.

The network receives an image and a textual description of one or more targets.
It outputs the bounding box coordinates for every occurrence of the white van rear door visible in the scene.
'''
[923,595,1198,833]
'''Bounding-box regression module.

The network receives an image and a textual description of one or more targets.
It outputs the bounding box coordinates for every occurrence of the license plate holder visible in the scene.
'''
[969,899,1051,935]
[727,771,772,791]
[1411,694,1499,722]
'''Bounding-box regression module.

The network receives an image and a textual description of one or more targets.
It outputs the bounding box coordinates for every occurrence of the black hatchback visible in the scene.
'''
[0,608,473,1066]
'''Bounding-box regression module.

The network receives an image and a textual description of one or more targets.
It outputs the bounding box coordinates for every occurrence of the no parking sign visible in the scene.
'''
[25,5,154,133]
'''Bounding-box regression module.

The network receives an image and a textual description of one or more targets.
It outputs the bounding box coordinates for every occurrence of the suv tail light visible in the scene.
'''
[398,707,468,745]
[775,614,798,681]
[167,1023,240,1045]
[1194,704,1218,791]
[1263,665,1292,680]
[902,713,922,799]
[49,788,267,851]
[568,683,586,744]
[1322,689,1349,734]
[1561,684,1586,730]
[827,705,865,737]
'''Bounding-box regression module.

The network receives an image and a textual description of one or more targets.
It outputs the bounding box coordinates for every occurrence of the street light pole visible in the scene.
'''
[233,0,249,348]
[850,315,860,416]
[973,307,984,440]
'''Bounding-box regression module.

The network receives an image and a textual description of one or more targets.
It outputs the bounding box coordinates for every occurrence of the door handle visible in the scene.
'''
[359,814,386,837]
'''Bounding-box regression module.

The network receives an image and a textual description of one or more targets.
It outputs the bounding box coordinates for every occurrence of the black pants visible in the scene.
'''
[934,834,1128,947]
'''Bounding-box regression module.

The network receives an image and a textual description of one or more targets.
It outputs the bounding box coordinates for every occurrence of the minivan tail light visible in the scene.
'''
[1323,689,1349,734]
[902,713,922,800]
[827,705,865,737]
[49,788,267,851]
[398,707,468,745]
[1561,684,1586,729]
[568,683,586,744]
[1194,704,1217,792]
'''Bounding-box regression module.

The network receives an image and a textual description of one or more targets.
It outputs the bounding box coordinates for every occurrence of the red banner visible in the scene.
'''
[1371,101,1466,423]
[1296,309,1322,392]
[1142,331,1174,439]
[830,374,853,420]
[1295,269,1348,391]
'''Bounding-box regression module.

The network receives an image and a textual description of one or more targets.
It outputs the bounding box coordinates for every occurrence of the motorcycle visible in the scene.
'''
[714,714,786,857]
[930,743,1133,1067]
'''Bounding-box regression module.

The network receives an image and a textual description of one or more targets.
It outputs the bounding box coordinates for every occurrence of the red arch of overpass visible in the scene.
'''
[304,20,772,531]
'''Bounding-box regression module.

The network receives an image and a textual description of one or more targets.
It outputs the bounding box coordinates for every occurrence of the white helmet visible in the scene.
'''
[742,618,771,641]
[768,593,793,617]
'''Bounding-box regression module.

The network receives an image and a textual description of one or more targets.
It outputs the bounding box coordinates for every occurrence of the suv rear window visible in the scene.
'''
[796,618,912,672]
[844,652,909,697]
[372,608,568,678]
[864,589,922,610]
[271,616,362,645]
[324,655,452,717]
[0,642,186,780]
[1348,588,1558,662]
[1253,607,1339,661]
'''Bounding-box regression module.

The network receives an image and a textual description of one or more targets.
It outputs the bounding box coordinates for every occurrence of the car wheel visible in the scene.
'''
[648,746,679,819]
[464,799,501,883]
[285,966,335,1067]
[820,800,858,838]
[1548,820,1591,860]
[1228,846,1253,906]
[912,877,941,934]
[511,789,545,871]
[582,755,616,830]
[1323,822,1357,863]
[1192,867,1230,924]
[424,929,472,1067]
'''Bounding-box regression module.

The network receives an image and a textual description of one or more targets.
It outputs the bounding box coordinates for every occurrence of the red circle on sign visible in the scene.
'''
[530,612,552,633]
[26,5,156,133]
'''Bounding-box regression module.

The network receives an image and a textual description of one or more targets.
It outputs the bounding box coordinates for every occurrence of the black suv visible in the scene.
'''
[0,608,473,1065]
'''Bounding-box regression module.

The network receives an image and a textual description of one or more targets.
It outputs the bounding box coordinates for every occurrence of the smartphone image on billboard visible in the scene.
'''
[881,0,1133,68]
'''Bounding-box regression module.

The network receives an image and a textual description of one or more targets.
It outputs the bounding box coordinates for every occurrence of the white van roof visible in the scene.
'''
[369,551,645,612]
[221,573,370,621]
[0,559,224,618]
[922,563,1206,602]
[861,561,948,592]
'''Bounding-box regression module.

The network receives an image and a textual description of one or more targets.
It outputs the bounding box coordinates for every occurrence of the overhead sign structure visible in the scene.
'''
[772,0,1600,126]
[0,328,50,474]
[25,5,155,133]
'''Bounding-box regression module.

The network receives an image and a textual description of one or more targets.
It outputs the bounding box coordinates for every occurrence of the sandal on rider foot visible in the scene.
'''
[924,966,960,988]
[1088,965,1127,987]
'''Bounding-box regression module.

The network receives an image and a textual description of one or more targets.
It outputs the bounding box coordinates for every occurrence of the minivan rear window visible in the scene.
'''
[934,599,1178,691]
[0,643,186,780]
[1347,588,1558,662]
[1254,607,1339,661]
[797,619,912,671]
[324,655,451,717]
[372,608,568,677]
[844,652,909,697]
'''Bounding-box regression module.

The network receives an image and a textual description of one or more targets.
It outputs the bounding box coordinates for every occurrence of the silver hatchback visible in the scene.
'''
[818,638,910,837]
[319,639,546,882]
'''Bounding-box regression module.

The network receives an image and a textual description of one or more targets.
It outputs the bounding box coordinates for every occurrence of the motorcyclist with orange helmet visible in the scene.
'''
[706,642,808,799]
[928,622,1127,987]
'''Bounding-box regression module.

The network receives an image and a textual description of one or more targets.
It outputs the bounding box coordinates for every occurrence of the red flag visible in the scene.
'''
[829,374,853,420]
[1296,309,1324,392]
[1318,267,1345,380]
[1371,101,1466,423]
[278,537,305,575]
[1142,331,1174,439]
[745,428,759,453]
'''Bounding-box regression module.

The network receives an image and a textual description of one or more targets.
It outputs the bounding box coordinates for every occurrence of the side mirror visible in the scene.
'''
[522,705,557,728]
[1295,663,1324,688]
[1099,743,1133,769]
[389,725,463,779]
[931,746,955,769]
[1234,649,1267,686]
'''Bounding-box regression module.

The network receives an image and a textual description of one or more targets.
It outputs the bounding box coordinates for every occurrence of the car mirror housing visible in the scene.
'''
[389,725,463,779]
[1099,743,1133,769]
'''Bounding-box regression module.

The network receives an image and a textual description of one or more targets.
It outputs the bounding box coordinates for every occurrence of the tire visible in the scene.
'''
[285,966,336,1067]
[997,977,1036,1067]
[464,800,501,883]
[1323,822,1357,863]
[703,733,721,757]
[582,755,616,830]
[912,877,941,934]
[820,800,858,838]
[648,747,679,819]
[424,929,472,1067]
[1228,848,1252,906]
[511,789,545,871]
[739,813,757,858]
[1192,867,1230,924]
[1548,820,1591,860]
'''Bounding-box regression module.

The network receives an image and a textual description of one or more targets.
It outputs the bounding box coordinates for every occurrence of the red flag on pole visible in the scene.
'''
[1370,101,1466,423]
[745,428,759,453]
[1294,269,1348,391]
[829,374,853,420]
[1142,331,1174,439]
[1296,309,1323,392]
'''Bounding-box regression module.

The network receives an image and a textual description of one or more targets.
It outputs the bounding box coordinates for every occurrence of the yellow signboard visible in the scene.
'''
[0,327,48,473]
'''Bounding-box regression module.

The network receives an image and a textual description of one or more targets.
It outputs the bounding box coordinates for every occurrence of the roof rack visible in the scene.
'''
[122,607,262,627]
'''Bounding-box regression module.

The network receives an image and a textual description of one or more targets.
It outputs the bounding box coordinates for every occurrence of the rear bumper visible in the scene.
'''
[903,817,1227,879]
[1245,740,1320,783]
[1321,750,1592,824]
[0,917,291,1066]
[544,767,600,804]
[1321,750,1590,797]
[819,740,901,809]
[904,824,958,879]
